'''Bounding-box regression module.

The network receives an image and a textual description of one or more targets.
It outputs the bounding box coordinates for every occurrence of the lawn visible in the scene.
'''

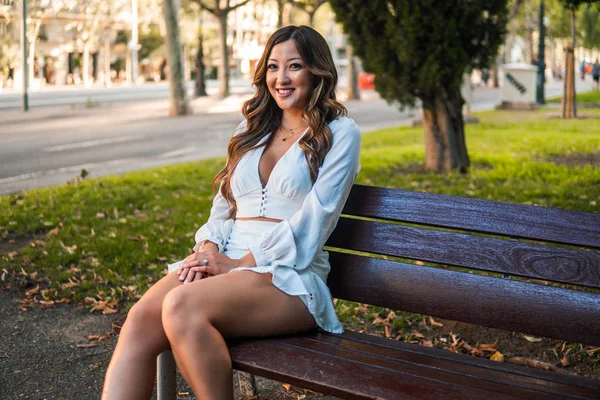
[547,88,600,104]
[1,107,599,377]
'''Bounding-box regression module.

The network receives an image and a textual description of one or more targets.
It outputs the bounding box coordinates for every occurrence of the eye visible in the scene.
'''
[267,64,277,70]
[290,63,303,70]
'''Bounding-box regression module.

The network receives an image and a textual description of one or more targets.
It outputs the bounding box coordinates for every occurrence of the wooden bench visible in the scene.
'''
[157,184,600,399]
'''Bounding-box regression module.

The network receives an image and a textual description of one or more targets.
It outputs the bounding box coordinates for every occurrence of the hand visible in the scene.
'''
[177,247,239,284]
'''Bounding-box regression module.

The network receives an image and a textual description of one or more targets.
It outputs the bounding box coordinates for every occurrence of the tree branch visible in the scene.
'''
[226,0,251,13]
[194,0,218,16]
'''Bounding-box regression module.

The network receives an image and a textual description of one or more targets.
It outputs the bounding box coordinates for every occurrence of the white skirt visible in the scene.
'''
[169,219,343,334]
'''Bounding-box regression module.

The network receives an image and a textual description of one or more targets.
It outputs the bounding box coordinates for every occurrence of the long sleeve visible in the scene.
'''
[192,120,247,252]
[247,117,361,270]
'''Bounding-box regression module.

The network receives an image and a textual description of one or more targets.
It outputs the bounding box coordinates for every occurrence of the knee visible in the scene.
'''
[162,287,212,341]
[119,300,161,343]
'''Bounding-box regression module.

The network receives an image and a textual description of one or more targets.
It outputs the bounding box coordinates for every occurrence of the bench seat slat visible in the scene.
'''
[228,332,599,399]
[327,253,600,346]
[338,330,600,392]
[288,334,598,399]
[327,218,600,288]
[229,337,511,400]
[343,185,600,249]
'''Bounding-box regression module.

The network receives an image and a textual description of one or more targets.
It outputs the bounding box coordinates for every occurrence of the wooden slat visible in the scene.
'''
[342,185,600,249]
[326,218,600,288]
[285,334,598,399]
[336,331,600,393]
[327,253,600,346]
[229,332,599,399]
[229,337,514,400]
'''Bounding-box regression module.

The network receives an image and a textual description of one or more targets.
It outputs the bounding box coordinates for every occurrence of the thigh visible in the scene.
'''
[172,271,316,338]
[126,271,183,328]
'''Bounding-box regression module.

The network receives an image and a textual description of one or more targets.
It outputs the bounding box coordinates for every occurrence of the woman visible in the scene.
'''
[102,25,361,400]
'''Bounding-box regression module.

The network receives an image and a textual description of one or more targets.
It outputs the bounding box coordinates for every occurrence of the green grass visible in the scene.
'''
[1,108,599,311]
[547,89,600,104]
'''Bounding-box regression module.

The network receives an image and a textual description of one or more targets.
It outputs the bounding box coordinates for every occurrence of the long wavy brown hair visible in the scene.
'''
[213,25,347,217]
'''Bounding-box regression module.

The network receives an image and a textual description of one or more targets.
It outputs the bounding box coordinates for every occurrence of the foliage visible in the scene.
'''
[138,25,164,61]
[581,2,600,48]
[329,0,509,108]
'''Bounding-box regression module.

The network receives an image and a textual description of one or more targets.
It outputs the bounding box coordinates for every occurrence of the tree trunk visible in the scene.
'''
[104,35,111,87]
[346,44,359,100]
[83,42,91,88]
[571,6,577,118]
[308,11,315,27]
[195,32,207,97]
[162,0,190,116]
[277,0,284,28]
[562,6,577,119]
[421,87,470,172]
[218,13,230,98]
[491,55,500,88]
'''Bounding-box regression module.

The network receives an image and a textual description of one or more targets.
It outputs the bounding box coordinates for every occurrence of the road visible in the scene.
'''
[0,78,593,195]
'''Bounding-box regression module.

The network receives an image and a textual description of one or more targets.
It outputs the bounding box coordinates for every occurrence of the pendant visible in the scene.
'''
[282,138,287,141]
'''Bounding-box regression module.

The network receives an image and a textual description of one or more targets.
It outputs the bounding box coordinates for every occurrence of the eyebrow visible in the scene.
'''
[268,57,303,62]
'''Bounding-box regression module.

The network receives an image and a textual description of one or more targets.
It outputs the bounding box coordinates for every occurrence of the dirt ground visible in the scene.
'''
[0,288,339,400]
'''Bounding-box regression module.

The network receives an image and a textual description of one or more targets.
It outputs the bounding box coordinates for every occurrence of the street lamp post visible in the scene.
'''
[536,0,546,105]
[21,0,29,111]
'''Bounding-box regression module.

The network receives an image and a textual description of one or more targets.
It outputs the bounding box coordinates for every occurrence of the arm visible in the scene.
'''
[247,117,361,270]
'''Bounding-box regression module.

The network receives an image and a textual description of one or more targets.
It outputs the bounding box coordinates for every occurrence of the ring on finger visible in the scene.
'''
[202,258,209,266]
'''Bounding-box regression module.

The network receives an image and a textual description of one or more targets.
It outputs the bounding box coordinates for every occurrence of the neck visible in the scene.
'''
[281,110,306,130]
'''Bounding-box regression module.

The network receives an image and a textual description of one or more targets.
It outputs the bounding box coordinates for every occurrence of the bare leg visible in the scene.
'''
[101,272,182,400]
[162,271,316,400]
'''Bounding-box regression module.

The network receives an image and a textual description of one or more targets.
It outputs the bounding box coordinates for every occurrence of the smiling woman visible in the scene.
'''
[101,25,361,400]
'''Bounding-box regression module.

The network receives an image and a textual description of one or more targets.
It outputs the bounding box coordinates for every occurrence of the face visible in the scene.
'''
[266,39,313,113]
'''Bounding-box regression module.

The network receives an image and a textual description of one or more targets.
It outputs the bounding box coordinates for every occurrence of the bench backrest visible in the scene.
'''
[325,185,600,346]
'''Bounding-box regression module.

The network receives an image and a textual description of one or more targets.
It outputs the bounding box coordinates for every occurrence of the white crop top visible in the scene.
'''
[193,116,361,271]
[233,126,312,220]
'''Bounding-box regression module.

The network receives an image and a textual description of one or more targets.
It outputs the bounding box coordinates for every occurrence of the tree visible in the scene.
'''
[330,0,509,172]
[192,0,251,98]
[20,0,70,86]
[163,0,190,115]
[559,0,599,118]
[581,3,600,49]
[68,0,124,87]
[292,0,327,26]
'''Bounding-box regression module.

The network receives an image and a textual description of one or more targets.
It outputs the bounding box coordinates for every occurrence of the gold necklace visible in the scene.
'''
[278,124,308,142]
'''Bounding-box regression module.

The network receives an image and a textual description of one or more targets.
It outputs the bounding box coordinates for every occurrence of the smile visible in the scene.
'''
[276,88,295,97]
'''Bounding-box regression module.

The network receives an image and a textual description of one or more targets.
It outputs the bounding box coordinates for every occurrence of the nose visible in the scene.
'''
[277,67,291,84]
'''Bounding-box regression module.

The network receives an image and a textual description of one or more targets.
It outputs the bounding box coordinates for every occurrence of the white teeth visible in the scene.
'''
[278,89,293,95]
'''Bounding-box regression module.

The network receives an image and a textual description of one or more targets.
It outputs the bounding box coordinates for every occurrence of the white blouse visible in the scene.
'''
[190,116,361,333]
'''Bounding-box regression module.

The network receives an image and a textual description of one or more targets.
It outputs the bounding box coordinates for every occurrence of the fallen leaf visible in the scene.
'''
[39,300,55,308]
[421,340,433,347]
[76,343,97,348]
[560,355,570,367]
[384,325,391,338]
[490,352,504,362]
[26,285,40,296]
[282,383,291,391]
[429,317,443,327]
[521,334,542,343]
[586,347,600,356]
[96,212,105,219]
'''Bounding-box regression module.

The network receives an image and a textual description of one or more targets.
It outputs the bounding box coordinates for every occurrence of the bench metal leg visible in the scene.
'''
[238,371,258,397]
[157,350,177,400]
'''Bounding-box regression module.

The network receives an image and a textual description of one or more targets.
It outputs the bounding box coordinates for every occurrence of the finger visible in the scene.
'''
[193,272,203,282]
[184,270,196,284]
[191,265,220,276]
[179,267,189,282]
